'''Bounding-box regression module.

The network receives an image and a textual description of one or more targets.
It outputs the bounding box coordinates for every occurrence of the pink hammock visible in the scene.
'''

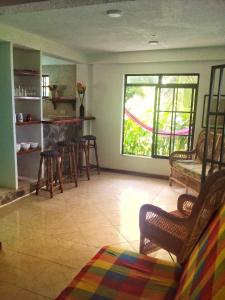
[125,108,189,136]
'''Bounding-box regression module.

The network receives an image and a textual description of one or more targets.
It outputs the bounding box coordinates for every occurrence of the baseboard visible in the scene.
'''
[100,167,169,180]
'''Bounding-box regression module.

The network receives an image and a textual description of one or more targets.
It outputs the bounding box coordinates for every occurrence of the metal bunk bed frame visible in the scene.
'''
[202,64,225,185]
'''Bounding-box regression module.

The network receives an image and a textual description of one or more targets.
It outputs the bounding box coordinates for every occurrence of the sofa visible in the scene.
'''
[55,203,225,300]
[169,130,221,192]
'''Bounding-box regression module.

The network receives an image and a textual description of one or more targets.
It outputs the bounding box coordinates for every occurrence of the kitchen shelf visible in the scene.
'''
[15,96,40,101]
[42,116,95,124]
[14,69,40,76]
[17,147,41,155]
[16,120,41,126]
[51,97,76,110]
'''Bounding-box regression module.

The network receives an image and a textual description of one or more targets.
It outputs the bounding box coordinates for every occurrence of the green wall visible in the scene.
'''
[0,42,17,188]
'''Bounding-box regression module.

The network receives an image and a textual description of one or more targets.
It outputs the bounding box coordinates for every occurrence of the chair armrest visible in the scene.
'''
[139,204,189,228]
[139,204,190,252]
[177,194,196,216]
[169,150,196,166]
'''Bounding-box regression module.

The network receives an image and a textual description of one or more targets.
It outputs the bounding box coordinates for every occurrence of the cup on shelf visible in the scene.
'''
[20,143,30,151]
[16,113,23,123]
[29,142,39,149]
[16,143,21,152]
[26,114,32,121]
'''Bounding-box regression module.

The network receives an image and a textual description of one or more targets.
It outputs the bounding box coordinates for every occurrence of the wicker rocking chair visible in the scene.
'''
[139,169,225,263]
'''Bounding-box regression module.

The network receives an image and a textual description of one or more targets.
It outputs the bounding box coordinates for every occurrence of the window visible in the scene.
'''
[42,75,49,98]
[122,74,199,158]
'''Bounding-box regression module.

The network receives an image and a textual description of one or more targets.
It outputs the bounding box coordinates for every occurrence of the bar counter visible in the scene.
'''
[42,116,95,125]
[42,116,95,150]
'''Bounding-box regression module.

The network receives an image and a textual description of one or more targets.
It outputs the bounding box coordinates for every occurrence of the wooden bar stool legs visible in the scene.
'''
[83,135,100,174]
[73,137,90,180]
[36,150,63,198]
[36,155,44,193]
[58,141,78,187]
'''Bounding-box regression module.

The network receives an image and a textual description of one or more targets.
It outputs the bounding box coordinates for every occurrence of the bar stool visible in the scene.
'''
[82,135,100,174]
[58,141,78,187]
[73,137,90,180]
[36,150,63,198]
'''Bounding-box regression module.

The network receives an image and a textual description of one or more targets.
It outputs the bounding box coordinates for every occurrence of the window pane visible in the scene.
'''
[159,88,174,111]
[123,119,152,156]
[155,134,170,156]
[154,86,197,157]
[162,75,198,84]
[42,75,49,97]
[157,112,172,132]
[127,75,158,84]
[176,88,193,111]
[174,113,191,131]
[123,86,155,156]
[173,136,189,152]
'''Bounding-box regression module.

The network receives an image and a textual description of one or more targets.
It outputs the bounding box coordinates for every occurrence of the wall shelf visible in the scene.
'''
[14,69,40,76]
[42,116,95,124]
[15,96,40,101]
[51,97,76,110]
[16,120,41,126]
[17,147,41,155]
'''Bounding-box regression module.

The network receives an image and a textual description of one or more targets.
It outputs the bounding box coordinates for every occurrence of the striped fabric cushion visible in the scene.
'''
[173,160,210,180]
[175,204,225,300]
[56,246,181,300]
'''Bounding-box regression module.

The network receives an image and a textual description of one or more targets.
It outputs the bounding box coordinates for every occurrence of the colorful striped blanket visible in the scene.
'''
[56,205,225,300]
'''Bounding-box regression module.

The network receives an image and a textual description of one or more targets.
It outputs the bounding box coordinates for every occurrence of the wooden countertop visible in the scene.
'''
[42,116,95,125]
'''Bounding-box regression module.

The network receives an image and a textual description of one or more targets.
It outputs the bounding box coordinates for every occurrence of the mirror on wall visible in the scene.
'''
[41,54,77,118]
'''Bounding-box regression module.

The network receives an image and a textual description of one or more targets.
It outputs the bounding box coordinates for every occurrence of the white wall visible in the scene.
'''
[0,23,86,63]
[90,58,225,176]
[77,64,93,135]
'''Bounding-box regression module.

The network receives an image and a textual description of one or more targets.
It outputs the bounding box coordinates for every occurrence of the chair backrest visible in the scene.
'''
[195,129,221,162]
[178,169,225,262]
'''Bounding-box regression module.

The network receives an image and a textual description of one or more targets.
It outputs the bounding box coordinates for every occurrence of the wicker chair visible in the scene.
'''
[169,130,221,192]
[139,169,225,263]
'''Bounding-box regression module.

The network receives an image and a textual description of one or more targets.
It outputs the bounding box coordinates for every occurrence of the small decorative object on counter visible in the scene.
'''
[76,81,86,117]
[79,103,85,118]
[16,143,21,152]
[26,114,32,121]
[16,113,23,123]
[49,84,58,99]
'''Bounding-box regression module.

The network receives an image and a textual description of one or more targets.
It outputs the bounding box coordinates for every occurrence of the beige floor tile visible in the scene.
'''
[109,242,135,251]
[146,248,177,262]
[0,171,181,299]
[128,241,176,263]
[108,214,138,226]
[0,282,51,300]
[82,226,127,247]
[115,223,141,242]
[128,240,140,252]
[0,248,78,299]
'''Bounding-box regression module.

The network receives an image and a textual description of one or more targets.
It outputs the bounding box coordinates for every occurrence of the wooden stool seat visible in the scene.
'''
[83,135,96,141]
[40,150,61,158]
[82,135,100,174]
[36,150,63,198]
[58,141,78,187]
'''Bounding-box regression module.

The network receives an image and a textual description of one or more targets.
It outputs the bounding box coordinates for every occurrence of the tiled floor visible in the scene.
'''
[0,171,185,300]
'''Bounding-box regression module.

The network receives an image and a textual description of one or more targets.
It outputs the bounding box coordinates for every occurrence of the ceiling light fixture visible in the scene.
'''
[106,9,122,18]
[148,40,159,45]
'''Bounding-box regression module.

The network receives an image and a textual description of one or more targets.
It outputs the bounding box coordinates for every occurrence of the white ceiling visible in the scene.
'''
[0,0,225,55]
